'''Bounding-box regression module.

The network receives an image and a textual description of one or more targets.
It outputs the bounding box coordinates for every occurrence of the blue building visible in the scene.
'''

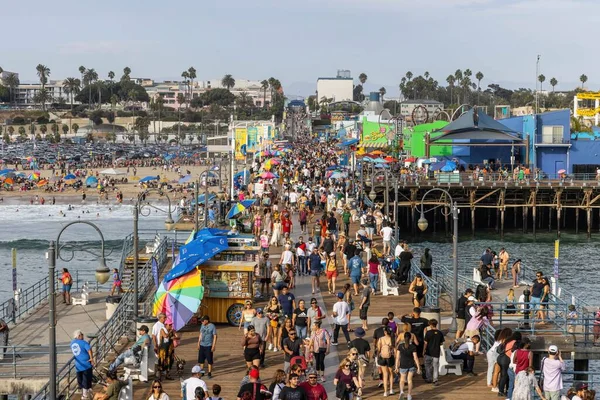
[494,110,571,175]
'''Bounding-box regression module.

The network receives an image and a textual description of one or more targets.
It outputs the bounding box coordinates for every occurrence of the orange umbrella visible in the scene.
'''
[370,150,385,156]
[37,179,48,187]
[384,156,397,162]
[4,178,13,185]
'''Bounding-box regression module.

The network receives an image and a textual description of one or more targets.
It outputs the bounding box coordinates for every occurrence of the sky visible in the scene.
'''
[3,0,598,98]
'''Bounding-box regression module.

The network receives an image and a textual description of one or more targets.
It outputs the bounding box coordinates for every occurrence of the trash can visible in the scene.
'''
[105,295,122,320]
[136,316,158,340]
[420,306,441,329]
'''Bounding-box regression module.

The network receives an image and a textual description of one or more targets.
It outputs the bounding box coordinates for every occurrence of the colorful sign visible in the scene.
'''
[361,119,393,146]
[235,128,247,160]
[247,126,258,152]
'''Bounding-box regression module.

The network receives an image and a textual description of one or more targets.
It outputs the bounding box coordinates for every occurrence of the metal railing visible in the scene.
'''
[0,345,72,378]
[33,236,169,400]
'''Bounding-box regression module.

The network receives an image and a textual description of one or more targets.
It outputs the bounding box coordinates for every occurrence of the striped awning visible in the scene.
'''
[362,142,389,149]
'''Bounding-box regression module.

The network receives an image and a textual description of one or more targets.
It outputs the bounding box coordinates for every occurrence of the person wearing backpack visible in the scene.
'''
[377,327,395,397]
[236,368,271,400]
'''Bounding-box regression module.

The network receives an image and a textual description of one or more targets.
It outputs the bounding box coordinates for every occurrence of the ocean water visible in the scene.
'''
[0,203,169,295]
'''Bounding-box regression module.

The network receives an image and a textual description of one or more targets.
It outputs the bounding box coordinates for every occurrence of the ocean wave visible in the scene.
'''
[0,238,125,251]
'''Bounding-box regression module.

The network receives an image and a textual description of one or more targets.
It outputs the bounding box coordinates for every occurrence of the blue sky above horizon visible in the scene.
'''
[3,0,597,98]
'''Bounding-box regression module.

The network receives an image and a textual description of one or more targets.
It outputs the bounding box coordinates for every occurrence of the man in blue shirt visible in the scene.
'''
[71,329,94,399]
[308,247,323,294]
[208,207,216,227]
[348,249,365,296]
[278,286,296,318]
[197,315,218,378]
[108,325,151,372]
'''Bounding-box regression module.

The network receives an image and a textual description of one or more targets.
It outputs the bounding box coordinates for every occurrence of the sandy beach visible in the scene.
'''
[0,164,234,205]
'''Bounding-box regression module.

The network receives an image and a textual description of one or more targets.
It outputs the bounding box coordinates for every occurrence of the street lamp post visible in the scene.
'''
[133,190,174,320]
[47,221,111,400]
[417,188,459,334]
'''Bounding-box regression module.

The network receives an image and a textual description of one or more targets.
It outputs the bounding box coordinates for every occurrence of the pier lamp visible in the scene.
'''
[418,188,460,335]
[133,190,175,320]
[48,220,111,400]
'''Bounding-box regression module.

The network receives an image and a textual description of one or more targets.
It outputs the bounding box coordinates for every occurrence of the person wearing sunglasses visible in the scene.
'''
[299,369,327,400]
[283,330,303,374]
[333,358,360,400]
[148,380,170,400]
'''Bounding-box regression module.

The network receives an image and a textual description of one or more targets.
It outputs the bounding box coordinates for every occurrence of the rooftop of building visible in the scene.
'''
[401,99,443,105]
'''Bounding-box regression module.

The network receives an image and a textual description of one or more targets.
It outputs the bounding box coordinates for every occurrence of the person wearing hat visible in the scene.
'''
[181,365,208,400]
[299,369,327,400]
[197,316,217,379]
[541,344,565,400]
[236,368,270,400]
[349,327,371,361]
[108,325,151,372]
[456,289,475,339]
[332,292,351,345]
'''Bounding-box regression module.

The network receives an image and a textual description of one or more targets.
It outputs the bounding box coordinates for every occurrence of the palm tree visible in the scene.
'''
[406,71,413,82]
[379,87,386,102]
[446,75,456,105]
[188,67,196,101]
[72,123,79,136]
[33,88,52,111]
[550,78,558,92]
[221,74,235,91]
[475,71,484,103]
[359,73,368,84]
[260,80,269,108]
[36,64,50,89]
[424,71,430,79]
[122,67,131,81]
[181,71,190,105]
[580,74,588,89]
[538,74,546,91]
[3,73,19,105]
[176,93,185,143]
[84,68,98,107]
[464,69,472,78]
[78,66,86,81]
[62,124,69,139]
[63,77,81,110]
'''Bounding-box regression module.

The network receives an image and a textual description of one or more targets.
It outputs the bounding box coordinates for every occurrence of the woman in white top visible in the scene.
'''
[148,379,170,400]
[270,218,282,247]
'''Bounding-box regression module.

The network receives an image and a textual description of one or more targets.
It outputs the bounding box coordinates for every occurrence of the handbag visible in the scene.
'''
[538,357,546,389]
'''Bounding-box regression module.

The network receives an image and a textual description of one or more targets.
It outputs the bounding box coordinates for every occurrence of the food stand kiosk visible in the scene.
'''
[198,260,257,325]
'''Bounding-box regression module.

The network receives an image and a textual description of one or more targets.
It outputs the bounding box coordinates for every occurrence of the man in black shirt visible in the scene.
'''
[283,331,303,373]
[530,270,545,316]
[456,288,474,339]
[237,368,270,400]
[343,239,357,275]
[326,212,338,241]
[423,319,444,385]
[348,327,371,360]
[320,232,334,254]
[279,374,307,400]
[401,307,429,377]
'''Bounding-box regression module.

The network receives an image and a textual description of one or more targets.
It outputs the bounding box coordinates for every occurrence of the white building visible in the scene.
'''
[399,99,444,119]
[14,80,71,107]
[316,70,353,103]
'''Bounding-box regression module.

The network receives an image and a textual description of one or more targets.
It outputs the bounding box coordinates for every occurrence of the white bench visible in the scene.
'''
[123,346,151,382]
[71,283,89,306]
[145,234,161,254]
[472,268,483,285]
[379,266,399,296]
[438,345,463,376]
[118,377,133,400]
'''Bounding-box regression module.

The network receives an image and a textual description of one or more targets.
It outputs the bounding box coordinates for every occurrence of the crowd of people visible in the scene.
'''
[64,113,596,400]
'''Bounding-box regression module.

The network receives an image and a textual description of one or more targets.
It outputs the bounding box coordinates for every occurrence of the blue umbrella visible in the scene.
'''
[226,199,257,219]
[191,193,217,205]
[0,169,15,175]
[374,163,390,169]
[85,176,98,187]
[139,176,159,183]
[178,175,192,184]
[64,174,76,180]
[164,234,229,282]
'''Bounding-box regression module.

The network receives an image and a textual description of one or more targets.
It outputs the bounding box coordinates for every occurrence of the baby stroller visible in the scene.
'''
[290,355,308,374]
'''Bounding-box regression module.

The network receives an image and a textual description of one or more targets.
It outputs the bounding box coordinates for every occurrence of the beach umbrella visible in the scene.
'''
[385,156,399,162]
[259,172,278,179]
[64,174,76,180]
[153,269,204,331]
[29,171,41,180]
[64,179,77,185]
[557,169,566,174]
[0,169,14,175]
[226,199,257,219]
[139,176,159,183]
[178,175,192,184]
[86,176,98,187]
[191,193,217,205]
[370,150,385,156]
[329,171,347,179]
[4,178,13,185]
[37,179,48,187]
[164,234,229,282]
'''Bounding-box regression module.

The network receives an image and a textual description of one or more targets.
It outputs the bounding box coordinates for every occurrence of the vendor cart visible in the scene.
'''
[198,260,257,326]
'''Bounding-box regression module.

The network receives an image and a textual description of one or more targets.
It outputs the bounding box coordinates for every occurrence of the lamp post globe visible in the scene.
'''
[417,214,429,231]
[369,188,376,201]
[95,257,111,284]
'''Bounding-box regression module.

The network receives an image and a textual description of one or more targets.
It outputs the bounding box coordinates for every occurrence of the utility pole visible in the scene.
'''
[194,180,199,232]
[535,55,541,114]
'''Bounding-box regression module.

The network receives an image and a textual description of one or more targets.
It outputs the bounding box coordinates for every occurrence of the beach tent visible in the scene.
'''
[100,168,126,175]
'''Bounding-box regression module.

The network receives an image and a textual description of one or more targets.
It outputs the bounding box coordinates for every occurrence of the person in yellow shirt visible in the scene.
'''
[498,248,510,281]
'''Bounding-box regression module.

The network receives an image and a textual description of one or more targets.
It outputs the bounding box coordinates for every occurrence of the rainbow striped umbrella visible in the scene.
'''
[153,269,204,331]
[29,171,41,180]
